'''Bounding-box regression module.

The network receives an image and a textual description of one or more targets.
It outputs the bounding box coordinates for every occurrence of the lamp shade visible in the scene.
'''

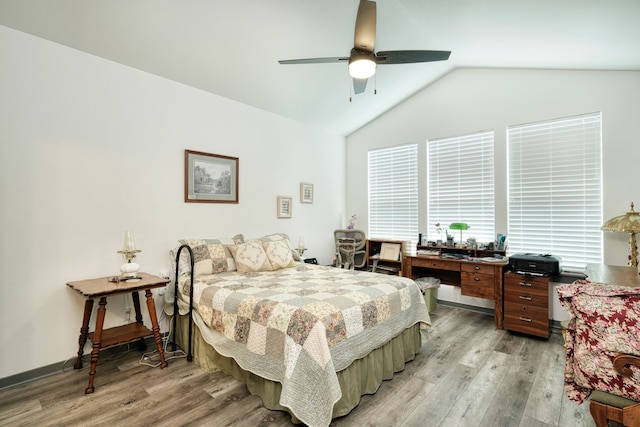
[601,203,640,233]
[123,230,136,251]
[602,202,640,269]
[449,223,469,231]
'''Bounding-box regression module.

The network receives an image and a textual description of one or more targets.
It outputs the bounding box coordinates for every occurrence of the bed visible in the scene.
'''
[165,233,430,427]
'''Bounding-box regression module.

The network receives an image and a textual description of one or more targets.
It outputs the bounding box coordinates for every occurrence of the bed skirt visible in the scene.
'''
[174,314,423,423]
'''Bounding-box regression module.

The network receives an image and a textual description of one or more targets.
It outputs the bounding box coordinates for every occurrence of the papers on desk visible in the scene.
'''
[417,249,441,256]
[474,256,507,263]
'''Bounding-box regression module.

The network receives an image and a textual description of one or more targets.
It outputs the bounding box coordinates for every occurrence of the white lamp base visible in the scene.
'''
[120,262,140,278]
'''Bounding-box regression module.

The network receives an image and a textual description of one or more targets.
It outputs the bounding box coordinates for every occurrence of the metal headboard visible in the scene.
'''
[171,244,194,362]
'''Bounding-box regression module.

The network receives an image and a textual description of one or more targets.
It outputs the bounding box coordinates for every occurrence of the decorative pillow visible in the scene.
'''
[203,234,244,272]
[262,240,297,270]
[254,233,302,262]
[189,243,214,276]
[229,241,274,273]
[170,246,192,277]
[177,238,223,275]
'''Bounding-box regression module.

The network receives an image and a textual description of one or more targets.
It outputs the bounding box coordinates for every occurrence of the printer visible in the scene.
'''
[508,253,562,276]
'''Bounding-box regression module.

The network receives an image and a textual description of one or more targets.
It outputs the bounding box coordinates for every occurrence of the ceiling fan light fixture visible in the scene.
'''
[348,52,377,79]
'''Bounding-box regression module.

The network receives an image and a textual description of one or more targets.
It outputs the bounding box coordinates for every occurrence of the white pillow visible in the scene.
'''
[229,241,274,273]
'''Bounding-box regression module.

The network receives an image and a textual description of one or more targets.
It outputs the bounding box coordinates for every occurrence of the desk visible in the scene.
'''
[67,272,170,394]
[403,255,507,329]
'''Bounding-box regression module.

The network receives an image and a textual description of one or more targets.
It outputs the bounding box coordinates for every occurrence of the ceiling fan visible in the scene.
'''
[278,0,451,95]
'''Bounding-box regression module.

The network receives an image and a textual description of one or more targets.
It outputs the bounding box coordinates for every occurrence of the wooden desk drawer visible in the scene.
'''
[411,257,460,272]
[504,302,550,338]
[461,272,494,299]
[461,263,496,275]
[504,273,547,289]
[504,282,548,308]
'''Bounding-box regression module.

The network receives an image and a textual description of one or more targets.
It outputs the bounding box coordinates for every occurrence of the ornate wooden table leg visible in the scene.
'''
[145,289,167,368]
[74,299,94,369]
[131,291,146,350]
[85,296,107,394]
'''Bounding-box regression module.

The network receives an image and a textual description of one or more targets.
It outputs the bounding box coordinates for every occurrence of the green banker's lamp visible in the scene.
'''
[449,223,469,246]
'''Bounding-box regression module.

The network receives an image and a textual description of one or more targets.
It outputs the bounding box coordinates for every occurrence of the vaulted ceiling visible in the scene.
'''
[1,0,639,136]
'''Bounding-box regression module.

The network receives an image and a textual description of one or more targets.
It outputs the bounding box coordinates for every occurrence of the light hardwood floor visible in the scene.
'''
[0,305,595,427]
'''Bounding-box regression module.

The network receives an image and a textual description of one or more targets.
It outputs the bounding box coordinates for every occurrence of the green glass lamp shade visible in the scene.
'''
[449,223,469,231]
[449,223,469,245]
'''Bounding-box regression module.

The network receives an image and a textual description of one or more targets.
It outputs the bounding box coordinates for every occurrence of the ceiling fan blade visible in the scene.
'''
[353,78,368,94]
[279,57,349,64]
[376,50,451,64]
[354,0,376,52]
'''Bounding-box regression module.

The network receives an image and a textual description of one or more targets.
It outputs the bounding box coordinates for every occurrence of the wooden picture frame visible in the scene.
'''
[277,196,292,218]
[380,242,402,261]
[300,182,314,204]
[185,150,238,203]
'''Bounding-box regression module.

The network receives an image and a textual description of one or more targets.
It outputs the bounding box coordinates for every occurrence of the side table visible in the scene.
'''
[67,272,170,394]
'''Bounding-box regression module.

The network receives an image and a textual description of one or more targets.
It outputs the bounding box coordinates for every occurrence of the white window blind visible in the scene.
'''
[507,112,602,269]
[427,131,495,243]
[368,144,418,244]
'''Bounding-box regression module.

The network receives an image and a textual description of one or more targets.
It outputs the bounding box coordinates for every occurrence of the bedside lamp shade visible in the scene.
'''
[601,202,640,269]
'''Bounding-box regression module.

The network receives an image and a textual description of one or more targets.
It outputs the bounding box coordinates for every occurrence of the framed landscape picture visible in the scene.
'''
[185,150,239,203]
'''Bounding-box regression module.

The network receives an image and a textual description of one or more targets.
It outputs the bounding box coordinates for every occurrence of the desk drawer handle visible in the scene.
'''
[519,295,532,301]
[474,265,480,270]
[518,317,532,322]
[519,282,532,287]
[474,276,481,281]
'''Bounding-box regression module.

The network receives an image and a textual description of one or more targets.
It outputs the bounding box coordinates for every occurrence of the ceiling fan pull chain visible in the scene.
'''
[349,73,353,102]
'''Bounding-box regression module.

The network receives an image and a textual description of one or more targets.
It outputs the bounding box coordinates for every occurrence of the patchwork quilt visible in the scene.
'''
[558,280,640,404]
[175,264,430,427]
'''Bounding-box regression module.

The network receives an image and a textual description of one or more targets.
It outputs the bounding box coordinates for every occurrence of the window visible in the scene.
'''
[507,112,602,269]
[427,131,495,243]
[368,144,418,244]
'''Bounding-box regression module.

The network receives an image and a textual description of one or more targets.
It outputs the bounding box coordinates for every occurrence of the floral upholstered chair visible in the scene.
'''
[558,280,640,427]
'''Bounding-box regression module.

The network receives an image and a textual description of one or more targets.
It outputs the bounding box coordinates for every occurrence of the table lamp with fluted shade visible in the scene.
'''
[601,202,640,270]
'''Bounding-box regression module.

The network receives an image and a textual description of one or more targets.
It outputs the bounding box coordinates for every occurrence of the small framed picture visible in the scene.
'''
[277,196,292,218]
[300,182,314,204]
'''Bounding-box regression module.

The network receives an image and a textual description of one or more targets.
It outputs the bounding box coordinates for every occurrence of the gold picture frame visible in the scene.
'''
[277,196,292,218]
[300,182,314,204]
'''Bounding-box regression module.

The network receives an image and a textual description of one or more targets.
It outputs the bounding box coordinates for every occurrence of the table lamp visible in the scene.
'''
[449,223,469,247]
[117,231,141,278]
[601,202,640,270]
[297,236,307,258]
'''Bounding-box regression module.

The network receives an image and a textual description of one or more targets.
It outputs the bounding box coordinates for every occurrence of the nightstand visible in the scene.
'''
[67,272,170,393]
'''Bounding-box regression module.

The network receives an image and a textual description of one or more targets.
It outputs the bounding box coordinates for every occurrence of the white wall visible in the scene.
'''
[346,67,640,309]
[0,26,345,379]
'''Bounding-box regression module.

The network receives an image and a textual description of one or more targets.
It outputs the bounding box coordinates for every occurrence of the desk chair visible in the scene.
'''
[334,229,366,269]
